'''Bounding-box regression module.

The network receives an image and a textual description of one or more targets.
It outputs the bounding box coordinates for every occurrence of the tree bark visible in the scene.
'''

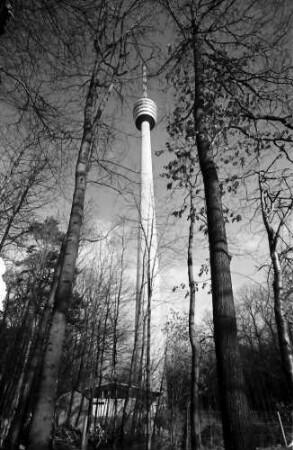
[187,188,201,450]
[272,250,293,392]
[192,33,253,450]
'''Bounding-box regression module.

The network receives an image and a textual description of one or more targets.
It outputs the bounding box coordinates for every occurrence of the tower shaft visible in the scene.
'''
[140,120,155,246]
[134,119,158,387]
[133,91,162,391]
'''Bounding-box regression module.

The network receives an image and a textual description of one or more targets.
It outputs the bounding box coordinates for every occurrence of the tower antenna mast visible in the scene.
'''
[143,64,148,98]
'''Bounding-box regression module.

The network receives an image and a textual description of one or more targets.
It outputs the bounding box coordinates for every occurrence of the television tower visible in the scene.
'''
[133,67,163,391]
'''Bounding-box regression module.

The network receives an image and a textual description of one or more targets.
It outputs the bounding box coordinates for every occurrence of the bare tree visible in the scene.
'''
[158,0,293,448]
[258,161,293,393]
[0,139,55,253]
[163,128,203,447]
[25,2,151,449]
[0,218,64,447]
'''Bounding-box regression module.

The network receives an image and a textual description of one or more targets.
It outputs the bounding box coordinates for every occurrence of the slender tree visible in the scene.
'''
[0,136,59,253]
[26,2,149,449]
[7,239,65,450]
[27,69,110,450]
[187,187,202,449]
[258,166,293,393]
[0,218,64,447]
[236,285,290,414]
[160,0,293,448]
[163,127,203,448]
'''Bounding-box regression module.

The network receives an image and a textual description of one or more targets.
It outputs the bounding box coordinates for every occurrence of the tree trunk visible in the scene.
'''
[259,183,293,393]
[272,250,293,391]
[111,248,124,440]
[0,294,34,442]
[8,243,65,450]
[187,188,201,450]
[192,34,253,450]
[146,252,152,450]
[27,63,108,450]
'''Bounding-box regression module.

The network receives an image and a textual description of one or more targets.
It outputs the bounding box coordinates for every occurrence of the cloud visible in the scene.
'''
[240,234,262,253]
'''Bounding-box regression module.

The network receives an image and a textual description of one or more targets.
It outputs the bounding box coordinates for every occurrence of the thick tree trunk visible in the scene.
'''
[27,64,106,450]
[187,189,201,450]
[29,311,66,450]
[192,37,253,450]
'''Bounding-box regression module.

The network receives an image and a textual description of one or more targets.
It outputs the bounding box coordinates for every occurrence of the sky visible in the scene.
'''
[75,88,270,323]
[1,1,292,322]
[39,62,272,324]
[109,77,269,319]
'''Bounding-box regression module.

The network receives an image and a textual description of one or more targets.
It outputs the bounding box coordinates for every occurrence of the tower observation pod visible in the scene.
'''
[132,68,164,393]
[133,98,157,132]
